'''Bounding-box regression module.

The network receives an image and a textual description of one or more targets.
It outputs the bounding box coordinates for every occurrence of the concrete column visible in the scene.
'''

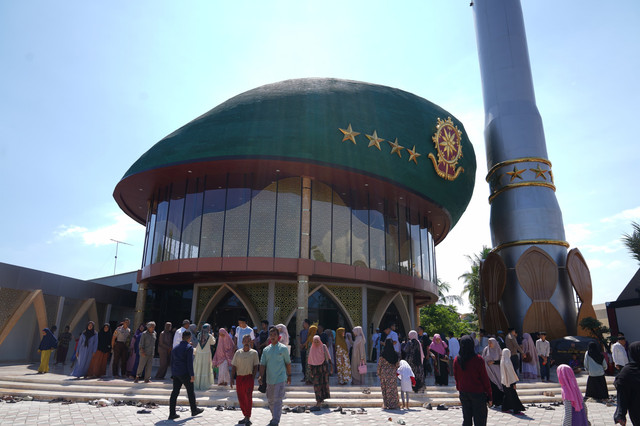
[54,296,65,332]
[300,176,312,260]
[296,176,312,358]
[362,286,368,359]
[267,281,275,325]
[134,282,147,328]
[104,304,112,325]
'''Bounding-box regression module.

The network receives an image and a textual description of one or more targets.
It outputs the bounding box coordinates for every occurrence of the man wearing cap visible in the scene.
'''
[496,330,506,350]
[168,330,204,420]
[535,331,551,382]
[612,333,629,372]
[173,319,190,349]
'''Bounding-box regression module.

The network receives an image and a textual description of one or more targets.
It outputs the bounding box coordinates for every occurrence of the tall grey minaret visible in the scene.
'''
[473,0,577,335]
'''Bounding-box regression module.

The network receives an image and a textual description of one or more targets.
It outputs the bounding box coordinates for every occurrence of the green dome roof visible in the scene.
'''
[120,78,476,226]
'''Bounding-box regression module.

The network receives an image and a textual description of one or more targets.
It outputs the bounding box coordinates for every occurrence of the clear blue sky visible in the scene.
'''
[1,1,638,310]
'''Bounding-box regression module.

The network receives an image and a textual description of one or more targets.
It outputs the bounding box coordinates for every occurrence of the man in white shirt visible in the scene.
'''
[235,317,255,350]
[173,319,190,348]
[384,324,400,355]
[535,331,551,381]
[612,334,629,371]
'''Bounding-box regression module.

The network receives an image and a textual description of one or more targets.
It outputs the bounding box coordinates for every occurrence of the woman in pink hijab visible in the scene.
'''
[429,334,449,386]
[557,364,589,425]
[308,335,331,405]
[212,328,235,386]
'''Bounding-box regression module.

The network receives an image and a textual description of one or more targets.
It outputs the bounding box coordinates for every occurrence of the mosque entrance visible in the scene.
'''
[380,301,407,339]
[206,292,250,332]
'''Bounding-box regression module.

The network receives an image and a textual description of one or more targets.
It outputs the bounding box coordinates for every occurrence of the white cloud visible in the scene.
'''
[581,240,624,254]
[565,223,592,246]
[601,206,640,224]
[55,213,144,247]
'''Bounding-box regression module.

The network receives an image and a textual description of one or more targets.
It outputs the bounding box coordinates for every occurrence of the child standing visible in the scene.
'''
[397,359,415,409]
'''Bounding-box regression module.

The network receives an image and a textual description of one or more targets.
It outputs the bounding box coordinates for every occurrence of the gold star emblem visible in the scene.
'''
[387,138,405,158]
[407,145,421,164]
[506,166,525,182]
[365,130,384,150]
[339,124,359,144]
[529,164,548,180]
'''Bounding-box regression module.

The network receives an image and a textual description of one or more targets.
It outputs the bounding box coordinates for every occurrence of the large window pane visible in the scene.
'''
[420,221,431,281]
[143,198,157,267]
[410,218,422,278]
[351,193,369,268]
[249,182,276,257]
[398,205,411,275]
[164,183,185,261]
[385,202,399,273]
[332,191,351,264]
[152,189,169,264]
[369,199,385,270]
[200,179,226,258]
[223,185,251,257]
[275,177,301,258]
[310,181,332,262]
[180,178,203,259]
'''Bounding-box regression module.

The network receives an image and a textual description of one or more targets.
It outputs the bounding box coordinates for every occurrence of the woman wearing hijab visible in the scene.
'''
[275,324,290,354]
[351,326,367,385]
[429,334,449,386]
[404,330,425,391]
[308,335,332,405]
[126,323,145,379]
[189,323,198,346]
[378,339,400,409]
[614,341,640,425]
[500,348,525,414]
[212,327,235,386]
[482,337,504,407]
[87,324,112,378]
[557,364,589,426]
[584,341,608,401]
[345,331,354,359]
[520,333,538,380]
[37,328,57,374]
[454,335,492,425]
[303,324,318,383]
[194,323,216,390]
[71,321,98,378]
[335,328,352,385]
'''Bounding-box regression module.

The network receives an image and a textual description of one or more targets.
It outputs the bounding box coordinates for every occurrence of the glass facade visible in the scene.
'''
[142,174,437,281]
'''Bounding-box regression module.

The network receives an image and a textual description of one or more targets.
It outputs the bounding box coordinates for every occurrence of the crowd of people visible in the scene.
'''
[35,318,640,425]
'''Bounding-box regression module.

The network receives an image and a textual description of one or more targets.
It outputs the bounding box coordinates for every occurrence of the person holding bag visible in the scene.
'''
[308,335,332,406]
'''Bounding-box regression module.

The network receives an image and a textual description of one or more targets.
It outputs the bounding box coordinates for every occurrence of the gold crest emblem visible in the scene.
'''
[428,117,464,181]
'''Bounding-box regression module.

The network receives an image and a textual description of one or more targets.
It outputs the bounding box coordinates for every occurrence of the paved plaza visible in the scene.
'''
[0,399,618,425]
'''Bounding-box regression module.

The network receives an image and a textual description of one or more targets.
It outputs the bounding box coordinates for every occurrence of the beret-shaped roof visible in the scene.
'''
[117,78,475,228]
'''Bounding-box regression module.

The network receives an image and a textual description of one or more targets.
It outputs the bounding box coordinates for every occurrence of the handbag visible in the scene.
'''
[358,360,367,375]
[522,353,531,363]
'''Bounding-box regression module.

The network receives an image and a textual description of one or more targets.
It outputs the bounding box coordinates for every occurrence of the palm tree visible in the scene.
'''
[436,278,463,305]
[459,246,491,316]
[622,221,640,264]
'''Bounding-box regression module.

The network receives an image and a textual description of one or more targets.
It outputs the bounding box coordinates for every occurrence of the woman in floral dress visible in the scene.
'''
[335,327,351,384]
[378,339,400,409]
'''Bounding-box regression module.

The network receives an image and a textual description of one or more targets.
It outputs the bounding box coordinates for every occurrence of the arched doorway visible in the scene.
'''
[287,289,351,359]
[380,302,407,339]
[206,292,250,332]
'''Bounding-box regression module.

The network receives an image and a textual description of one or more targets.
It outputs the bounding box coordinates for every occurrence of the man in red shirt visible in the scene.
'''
[453,335,492,426]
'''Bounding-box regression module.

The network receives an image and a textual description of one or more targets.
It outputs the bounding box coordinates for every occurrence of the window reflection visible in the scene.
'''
[141,174,437,283]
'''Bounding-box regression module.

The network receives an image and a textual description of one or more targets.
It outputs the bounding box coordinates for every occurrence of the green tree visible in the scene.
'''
[436,278,463,305]
[459,246,491,316]
[579,316,612,352]
[622,221,640,264]
[419,304,473,338]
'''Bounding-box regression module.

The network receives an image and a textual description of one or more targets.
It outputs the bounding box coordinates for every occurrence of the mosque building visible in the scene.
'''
[113,78,476,349]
